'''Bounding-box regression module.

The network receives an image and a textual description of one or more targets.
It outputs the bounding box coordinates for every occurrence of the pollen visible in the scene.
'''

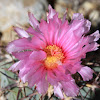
[44,45,65,69]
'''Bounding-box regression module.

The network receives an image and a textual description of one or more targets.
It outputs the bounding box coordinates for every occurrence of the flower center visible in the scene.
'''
[44,45,65,69]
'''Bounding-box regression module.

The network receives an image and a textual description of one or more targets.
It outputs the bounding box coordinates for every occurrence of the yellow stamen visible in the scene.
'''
[44,45,65,69]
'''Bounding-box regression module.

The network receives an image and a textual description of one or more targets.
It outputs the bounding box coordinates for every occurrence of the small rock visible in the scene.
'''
[0,0,48,43]
[79,1,97,16]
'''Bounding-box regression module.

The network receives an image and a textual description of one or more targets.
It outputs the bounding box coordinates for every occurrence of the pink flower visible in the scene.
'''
[7,5,100,99]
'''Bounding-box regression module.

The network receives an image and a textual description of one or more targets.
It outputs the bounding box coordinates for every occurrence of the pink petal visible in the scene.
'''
[63,34,78,51]
[76,42,99,57]
[64,62,82,74]
[84,19,91,33]
[21,62,41,83]
[31,34,46,49]
[28,12,39,29]
[19,67,28,78]
[53,68,72,81]
[39,19,49,44]
[72,13,84,20]
[26,26,39,35]
[47,70,58,85]
[29,50,47,61]
[7,36,46,54]
[47,19,59,44]
[60,32,76,49]
[48,13,62,44]
[56,21,69,45]
[71,62,82,74]
[17,59,41,79]
[26,26,46,42]
[78,66,93,81]
[89,42,99,51]
[12,51,32,60]
[91,30,100,41]
[19,50,46,77]
[61,80,79,97]
[47,5,57,22]
[71,13,91,37]
[9,61,20,71]
[28,67,44,87]
[54,83,64,99]
[9,60,26,71]
[14,27,30,38]
[64,35,99,62]
[6,38,33,54]
[66,37,87,54]
[62,12,67,23]
[37,70,48,94]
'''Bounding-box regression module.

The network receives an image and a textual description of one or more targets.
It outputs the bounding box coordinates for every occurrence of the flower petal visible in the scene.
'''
[39,19,49,43]
[9,60,26,72]
[14,27,30,38]
[21,62,42,83]
[53,68,72,81]
[91,30,100,41]
[12,51,32,60]
[26,26,45,41]
[47,5,57,22]
[62,12,67,23]
[62,80,79,97]
[29,50,47,61]
[47,19,59,44]
[71,13,91,37]
[54,83,64,99]
[78,66,93,81]
[9,61,21,71]
[28,12,39,29]
[64,62,82,74]
[47,70,58,85]
[72,13,84,20]
[32,36,46,49]
[37,70,48,94]
[6,38,33,54]
[7,36,46,54]
[28,67,44,87]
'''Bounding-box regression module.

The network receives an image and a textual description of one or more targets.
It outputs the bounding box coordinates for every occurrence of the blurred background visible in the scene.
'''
[0,0,100,100]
